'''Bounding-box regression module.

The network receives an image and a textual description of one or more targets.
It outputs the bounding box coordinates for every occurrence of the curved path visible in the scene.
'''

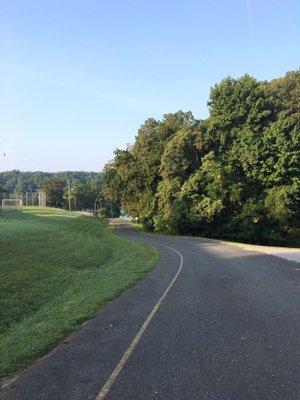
[1,220,299,399]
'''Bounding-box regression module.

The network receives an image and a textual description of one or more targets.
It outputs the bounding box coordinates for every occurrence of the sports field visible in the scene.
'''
[0,208,158,378]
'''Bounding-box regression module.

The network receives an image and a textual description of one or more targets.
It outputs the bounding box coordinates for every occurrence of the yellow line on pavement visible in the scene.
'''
[95,238,184,400]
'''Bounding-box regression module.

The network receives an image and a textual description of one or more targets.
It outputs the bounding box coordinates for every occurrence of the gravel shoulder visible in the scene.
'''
[220,241,300,263]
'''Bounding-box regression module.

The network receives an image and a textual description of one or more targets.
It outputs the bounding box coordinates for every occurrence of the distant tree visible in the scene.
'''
[43,177,65,208]
[71,177,104,210]
[0,170,102,195]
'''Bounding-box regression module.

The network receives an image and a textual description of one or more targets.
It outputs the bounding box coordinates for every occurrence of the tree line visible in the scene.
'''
[0,170,118,215]
[103,70,300,245]
[0,170,99,194]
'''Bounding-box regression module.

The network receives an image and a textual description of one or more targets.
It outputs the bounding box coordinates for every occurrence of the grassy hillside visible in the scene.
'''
[0,208,158,378]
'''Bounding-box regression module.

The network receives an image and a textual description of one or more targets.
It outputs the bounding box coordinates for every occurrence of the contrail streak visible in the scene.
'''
[246,0,256,53]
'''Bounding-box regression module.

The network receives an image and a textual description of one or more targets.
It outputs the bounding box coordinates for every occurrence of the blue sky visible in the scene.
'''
[1,0,299,172]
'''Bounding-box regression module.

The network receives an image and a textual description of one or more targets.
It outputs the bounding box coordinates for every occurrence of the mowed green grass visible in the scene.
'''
[0,208,158,378]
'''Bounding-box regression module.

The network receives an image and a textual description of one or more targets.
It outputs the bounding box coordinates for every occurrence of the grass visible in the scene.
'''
[0,207,159,379]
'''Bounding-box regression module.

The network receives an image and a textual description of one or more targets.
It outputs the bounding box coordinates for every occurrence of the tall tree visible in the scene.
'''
[103,70,300,244]
[43,177,65,208]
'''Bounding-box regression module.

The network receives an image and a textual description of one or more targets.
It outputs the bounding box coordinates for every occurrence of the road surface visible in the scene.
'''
[1,220,299,399]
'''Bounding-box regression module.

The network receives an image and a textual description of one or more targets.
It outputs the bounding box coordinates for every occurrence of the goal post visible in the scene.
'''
[1,199,23,211]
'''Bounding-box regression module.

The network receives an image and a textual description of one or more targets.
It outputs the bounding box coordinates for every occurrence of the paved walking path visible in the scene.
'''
[1,220,299,399]
[220,241,300,263]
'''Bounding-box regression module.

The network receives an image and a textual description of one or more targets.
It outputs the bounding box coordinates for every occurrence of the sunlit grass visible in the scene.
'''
[0,208,158,378]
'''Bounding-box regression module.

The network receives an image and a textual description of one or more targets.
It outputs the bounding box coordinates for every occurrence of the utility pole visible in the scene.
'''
[93,203,99,217]
[68,180,71,212]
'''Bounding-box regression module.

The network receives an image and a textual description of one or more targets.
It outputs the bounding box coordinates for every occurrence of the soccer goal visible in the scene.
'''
[1,199,23,211]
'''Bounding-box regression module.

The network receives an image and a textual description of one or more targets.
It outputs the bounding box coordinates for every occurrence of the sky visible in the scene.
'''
[1,0,300,172]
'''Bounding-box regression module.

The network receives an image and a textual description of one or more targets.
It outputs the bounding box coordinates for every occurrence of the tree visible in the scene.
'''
[43,177,65,208]
[154,126,204,233]
[0,170,102,195]
[103,70,300,244]
[266,70,300,118]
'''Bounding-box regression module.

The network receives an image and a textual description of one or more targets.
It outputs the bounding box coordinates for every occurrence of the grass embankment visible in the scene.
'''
[0,208,158,378]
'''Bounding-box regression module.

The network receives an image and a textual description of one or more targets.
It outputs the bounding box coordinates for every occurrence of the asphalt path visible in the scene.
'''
[1,220,299,399]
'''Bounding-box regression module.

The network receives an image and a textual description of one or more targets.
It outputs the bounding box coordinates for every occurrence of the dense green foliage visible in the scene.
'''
[0,208,158,377]
[104,71,300,244]
[0,170,99,194]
